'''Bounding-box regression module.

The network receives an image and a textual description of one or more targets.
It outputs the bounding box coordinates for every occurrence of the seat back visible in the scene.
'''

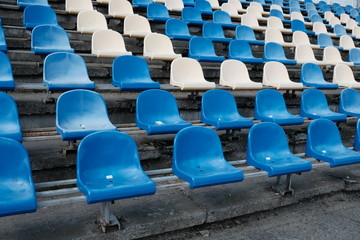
[295,44,316,62]
[0,92,22,142]
[23,5,58,29]
[109,0,133,17]
[189,37,217,57]
[265,28,285,44]
[227,0,243,11]
[346,19,357,29]
[0,51,14,89]
[267,16,285,30]
[255,89,291,119]
[132,0,153,7]
[91,29,128,54]
[250,1,263,11]
[270,4,283,11]
[301,89,331,115]
[235,25,257,41]
[300,63,327,85]
[203,22,225,39]
[323,46,343,63]
[166,0,184,11]
[305,2,316,10]
[147,3,169,19]
[340,13,350,23]
[246,6,262,18]
[66,0,93,13]
[353,25,360,38]
[269,9,284,20]
[182,7,203,22]
[333,24,347,36]
[220,3,239,17]
[195,0,212,13]
[165,18,191,37]
[291,12,305,22]
[31,25,72,52]
[349,48,360,64]
[310,14,323,23]
[289,0,301,8]
[229,40,255,59]
[333,63,356,86]
[263,61,291,85]
[330,16,341,27]
[291,19,306,32]
[77,10,107,33]
[213,10,233,25]
[264,42,287,60]
[144,33,178,56]
[324,11,335,21]
[313,22,328,34]
[292,31,311,46]
[241,14,260,27]
[220,59,254,87]
[350,9,359,18]
[317,33,335,47]
[339,35,355,50]
[170,57,206,84]
[341,89,360,114]
[123,14,151,35]
[0,27,6,52]
[18,0,48,7]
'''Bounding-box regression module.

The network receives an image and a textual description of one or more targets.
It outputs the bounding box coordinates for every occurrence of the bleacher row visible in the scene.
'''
[3,0,360,233]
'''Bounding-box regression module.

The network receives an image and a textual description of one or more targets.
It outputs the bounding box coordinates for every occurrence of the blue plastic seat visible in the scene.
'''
[300,89,346,121]
[291,19,315,35]
[147,3,170,22]
[0,52,15,90]
[31,25,74,55]
[182,0,195,6]
[354,119,360,150]
[0,137,37,217]
[17,0,48,7]
[350,9,359,18]
[332,3,340,10]
[320,5,331,12]
[56,90,117,141]
[136,89,192,135]
[201,89,253,130]
[310,14,324,24]
[182,7,206,25]
[112,55,160,90]
[0,26,7,52]
[300,63,338,89]
[173,126,244,188]
[23,5,58,29]
[228,40,263,63]
[202,22,231,43]
[247,122,312,177]
[346,4,353,13]
[189,37,225,62]
[195,0,213,15]
[0,92,22,142]
[43,52,95,91]
[235,25,264,45]
[339,88,360,117]
[213,10,237,28]
[306,118,360,167]
[333,24,354,38]
[132,0,152,8]
[349,48,360,66]
[165,19,193,40]
[264,42,297,65]
[289,0,301,9]
[335,7,345,16]
[77,131,156,204]
[255,89,304,125]
[356,15,360,25]
[317,33,343,50]
[270,9,291,24]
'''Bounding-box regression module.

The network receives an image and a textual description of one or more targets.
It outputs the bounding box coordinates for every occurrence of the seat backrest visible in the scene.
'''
[170,57,206,84]
[291,19,306,32]
[333,63,356,85]
[265,28,285,43]
[289,0,300,9]
[166,0,184,11]
[317,33,334,47]
[346,19,357,29]
[144,33,177,55]
[132,0,153,7]
[300,63,326,85]
[220,59,253,86]
[241,14,259,27]
[108,0,133,17]
[182,7,203,21]
[310,14,323,23]
[329,16,341,27]
[201,89,239,120]
[306,2,316,10]
[23,5,58,29]
[324,11,335,21]
[350,9,359,18]
[221,3,239,17]
[269,9,284,20]
[349,48,360,64]
[291,11,305,21]
[229,40,255,58]
[340,13,350,23]
[264,42,287,60]
[165,18,191,37]
[92,29,127,53]
[308,9,319,18]
[0,92,22,141]
[335,7,345,16]
[0,51,14,83]
[246,6,262,18]
[267,16,285,29]
[333,24,346,36]
[195,0,212,13]
[295,44,316,62]
[250,1,263,11]
[203,22,225,39]
[31,25,72,50]
[189,37,217,57]
[270,4,283,12]
[301,89,330,114]
[77,10,108,32]
[313,22,328,34]
[353,25,360,38]
[124,14,151,34]
[235,25,257,41]
[290,6,301,14]
[66,0,93,13]
[263,61,291,85]
[323,46,343,62]
[147,3,169,19]
[255,89,290,120]
[340,35,355,50]
[18,0,48,7]
[271,0,283,7]
[213,10,232,25]
[228,0,243,11]
[340,88,360,114]
[292,31,310,46]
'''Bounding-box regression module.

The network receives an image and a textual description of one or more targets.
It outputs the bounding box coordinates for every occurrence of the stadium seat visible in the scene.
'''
[324,11,335,22]
[77,131,156,204]
[349,48,360,65]
[227,0,245,12]
[92,29,131,58]
[270,9,291,24]
[333,24,352,38]
[173,126,244,188]
[23,5,58,29]
[221,3,242,18]
[292,31,320,48]
[17,0,48,8]
[354,120,360,150]
[96,0,110,3]
[147,3,170,21]
[291,19,315,35]
[345,5,353,13]
[195,0,213,15]
[333,64,360,89]
[294,44,326,65]
[264,42,297,65]
[255,89,304,125]
[306,118,360,167]
[183,0,195,6]
[0,52,15,90]
[31,25,74,55]
[77,10,108,34]
[263,61,303,89]
[188,37,225,62]
[112,55,160,90]
[241,14,267,31]
[219,59,262,89]
[345,19,357,30]
[290,11,306,22]
[202,22,232,43]
[65,0,92,13]
[0,137,36,217]
[250,1,265,12]
[228,40,264,64]
[313,22,337,37]
[267,16,293,34]
[317,33,343,50]
[201,89,253,130]
[213,10,238,28]
[123,14,152,37]
[335,7,345,17]
[166,0,184,12]
[270,3,285,11]
[340,14,350,24]
[235,25,264,45]
[246,6,265,20]
[132,0,153,8]
[300,63,338,89]
[108,0,134,18]
[182,7,207,25]
[43,52,95,91]
[353,26,360,39]
[323,46,353,66]
[310,14,324,25]
[339,35,356,50]
[0,92,22,142]
[265,28,295,47]
[170,57,216,90]
[143,33,181,60]
[56,90,117,141]
[136,89,191,134]
[165,18,193,40]
[247,122,312,176]
[350,9,359,18]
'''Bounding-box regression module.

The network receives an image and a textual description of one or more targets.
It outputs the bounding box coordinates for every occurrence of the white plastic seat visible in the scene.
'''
[220,59,262,90]
[143,33,181,60]
[313,22,337,37]
[123,14,152,37]
[165,0,184,12]
[324,11,335,22]
[108,0,134,18]
[241,14,266,31]
[221,3,242,18]
[295,44,327,65]
[340,35,356,50]
[290,12,304,22]
[206,0,221,10]
[65,0,93,14]
[77,10,108,34]
[263,61,303,90]
[265,28,295,47]
[227,0,245,13]
[340,13,350,24]
[292,31,320,49]
[250,2,264,14]
[346,19,357,30]
[329,16,341,27]
[267,16,292,33]
[96,0,110,3]
[246,6,267,21]
[170,57,216,90]
[353,26,360,39]
[91,29,132,57]
[323,46,353,66]
[333,63,360,88]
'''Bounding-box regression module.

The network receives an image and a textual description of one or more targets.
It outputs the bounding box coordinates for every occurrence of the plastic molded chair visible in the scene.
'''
[181,7,206,25]
[132,0,152,7]
[56,90,117,141]
[300,89,346,121]
[317,33,343,50]
[290,11,306,22]
[294,44,325,65]
[313,22,337,37]
[0,92,22,142]
[339,35,356,50]
[123,14,152,37]
[323,46,353,66]
[353,26,360,39]
[221,3,242,19]
[270,9,291,24]
[291,19,315,35]
[147,3,170,21]
[213,10,238,28]
[165,18,193,40]
[350,9,359,18]
[188,37,225,62]
[136,89,191,134]
[267,16,293,34]
[23,5,58,29]
[77,131,156,204]
[170,57,216,90]
[202,22,231,43]
[0,137,36,217]
[173,126,244,188]
[241,14,266,31]
[227,0,244,12]
[306,118,360,167]
[0,27,6,52]
[246,6,264,20]
[333,64,360,89]
[65,0,92,14]
[143,33,181,60]
[77,10,108,34]
[219,59,262,90]
[324,11,335,22]
[349,48,360,65]
[247,122,312,177]
[201,89,253,130]
[265,28,295,47]
[340,88,360,117]
[254,89,304,125]
[235,25,264,45]
[310,14,324,24]
[112,55,160,90]
[108,0,134,18]
[228,40,263,64]
[264,42,297,65]
[333,24,349,37]
[166,0,184,11]
[345,19,357,30]
[292,31,320,48]
[31,25,74,55]
[300,63,338,89]
[43,52,95,91]
[0,52,15,90]
[195,0,213,14]
[263,61,303,90]
[92,29,131,58]
[18,0,48,7]
[340,13,350,24]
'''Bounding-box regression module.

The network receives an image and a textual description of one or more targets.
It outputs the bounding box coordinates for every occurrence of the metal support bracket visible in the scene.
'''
[99,201,120,233]
[272,174,294,196]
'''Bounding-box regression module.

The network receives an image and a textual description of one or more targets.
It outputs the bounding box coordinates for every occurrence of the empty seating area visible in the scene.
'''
[3,0,360,235]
